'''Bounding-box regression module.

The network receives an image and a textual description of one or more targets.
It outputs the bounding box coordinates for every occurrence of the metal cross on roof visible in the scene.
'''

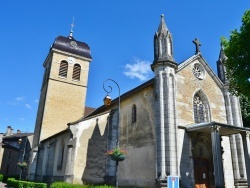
[192,38,201,54]
[70,17,75,37]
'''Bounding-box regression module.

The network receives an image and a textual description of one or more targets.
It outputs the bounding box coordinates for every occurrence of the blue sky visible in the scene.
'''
[0,1,249,134]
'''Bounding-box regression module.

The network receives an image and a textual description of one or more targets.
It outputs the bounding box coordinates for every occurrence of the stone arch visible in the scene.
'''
[192,89,211,123]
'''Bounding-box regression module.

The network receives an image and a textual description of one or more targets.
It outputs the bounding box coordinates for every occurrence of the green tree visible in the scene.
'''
[222,10,250,98]
[222,10,250,127]
[240,94,250,127]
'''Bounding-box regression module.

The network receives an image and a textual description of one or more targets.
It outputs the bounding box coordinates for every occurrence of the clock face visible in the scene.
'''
[68,57,75,64]
[70,41,77,47]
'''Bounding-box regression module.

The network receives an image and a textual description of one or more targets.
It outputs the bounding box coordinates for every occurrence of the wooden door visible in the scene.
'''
[194,158,209,188]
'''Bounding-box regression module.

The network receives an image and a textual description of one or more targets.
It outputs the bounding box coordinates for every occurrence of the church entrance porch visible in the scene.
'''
[183,121,250,188]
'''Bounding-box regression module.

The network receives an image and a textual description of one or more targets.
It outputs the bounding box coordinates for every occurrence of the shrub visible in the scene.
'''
[35,182,48,188]
[0,174,3,182]
[50,182,113,188]
[7,178,47,188]
[3,175,19,182]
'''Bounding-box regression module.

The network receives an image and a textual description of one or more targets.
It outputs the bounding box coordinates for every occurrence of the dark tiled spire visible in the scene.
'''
[153,14,175,68]
[217,43,228,84]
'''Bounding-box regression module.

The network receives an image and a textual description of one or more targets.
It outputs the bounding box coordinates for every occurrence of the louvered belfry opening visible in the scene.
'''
[59,61,68,77]
[72,64,81,81]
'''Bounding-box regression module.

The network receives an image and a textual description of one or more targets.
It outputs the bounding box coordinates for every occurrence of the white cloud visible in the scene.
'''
[19,117,25,121]
[7,96,25,106]
[123,57,152,81]
[34,99,39,103]
[25,104,32,109]
[15,97,25,102]
[7,101,19,106]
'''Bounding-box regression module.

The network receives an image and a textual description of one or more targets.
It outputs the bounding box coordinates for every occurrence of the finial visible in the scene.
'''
[161,14,164,18]
[219,41,227,61]
[220,41,224,50]
[69,17,75,38]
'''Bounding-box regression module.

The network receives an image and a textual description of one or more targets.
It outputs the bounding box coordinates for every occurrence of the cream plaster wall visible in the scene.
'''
[72,84,156,186]
[119,146,156,187]
[53,133,71,177]
[72,112,109,184]
[118,85,156,186]
[119,85,155,148]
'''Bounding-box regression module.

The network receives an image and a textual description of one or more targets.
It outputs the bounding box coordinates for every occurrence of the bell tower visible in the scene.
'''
[33,28,92,148]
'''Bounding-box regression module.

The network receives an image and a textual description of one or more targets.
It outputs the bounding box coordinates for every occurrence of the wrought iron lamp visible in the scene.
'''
[103,79,121,188]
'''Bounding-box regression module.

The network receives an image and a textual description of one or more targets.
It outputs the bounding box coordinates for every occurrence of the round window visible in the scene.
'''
[192,63,205,80]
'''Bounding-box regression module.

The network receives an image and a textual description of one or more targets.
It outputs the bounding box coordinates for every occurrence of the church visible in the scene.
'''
[29,15,250,188]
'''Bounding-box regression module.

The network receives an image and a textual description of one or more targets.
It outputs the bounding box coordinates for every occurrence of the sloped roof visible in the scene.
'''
[68,78,154,125]
[3,133,33,139]
[52,36,92,59]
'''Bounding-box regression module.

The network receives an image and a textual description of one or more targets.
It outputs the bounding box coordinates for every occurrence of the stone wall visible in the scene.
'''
[176,59,227,126]
[35,131,71,184]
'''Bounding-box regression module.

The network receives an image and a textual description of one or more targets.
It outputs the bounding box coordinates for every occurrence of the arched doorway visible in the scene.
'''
[194,158,209,188]
[192,133,214,188]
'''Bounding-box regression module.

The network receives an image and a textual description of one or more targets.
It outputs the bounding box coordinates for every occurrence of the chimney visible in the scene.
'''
[10,128,13,135]
[6,126,11,136]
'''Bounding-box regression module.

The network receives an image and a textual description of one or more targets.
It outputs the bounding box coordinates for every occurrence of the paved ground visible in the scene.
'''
[0,182,7,188]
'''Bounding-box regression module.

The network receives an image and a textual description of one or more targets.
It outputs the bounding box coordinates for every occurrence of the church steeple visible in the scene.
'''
[154,14,174,62]
[217,43,228,84]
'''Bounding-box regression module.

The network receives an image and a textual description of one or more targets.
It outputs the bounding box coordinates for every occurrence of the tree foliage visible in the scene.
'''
[222,10,250,127]
[240,94,250,127]
[222,10,250,98]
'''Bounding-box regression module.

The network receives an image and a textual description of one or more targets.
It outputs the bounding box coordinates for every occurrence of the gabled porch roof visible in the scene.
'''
[179,121,250,136]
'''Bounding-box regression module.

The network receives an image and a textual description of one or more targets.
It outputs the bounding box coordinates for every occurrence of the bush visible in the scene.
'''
[0,174,3,182]
[7,178,47,188]
[2,175,19,182]
[50,182,113,188]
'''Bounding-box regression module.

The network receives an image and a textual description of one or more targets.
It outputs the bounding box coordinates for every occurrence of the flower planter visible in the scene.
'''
[17,162,27,169]
[110,154,126,161]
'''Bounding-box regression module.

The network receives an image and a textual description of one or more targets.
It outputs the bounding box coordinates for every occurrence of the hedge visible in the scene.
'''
[50,182,113,188]
[7,178,47,188]
[0,174,3,182]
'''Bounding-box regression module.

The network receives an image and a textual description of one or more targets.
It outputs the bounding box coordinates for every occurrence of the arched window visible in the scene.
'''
[72,64,81,81]
[132,104,137,123]
[57,141,65,170]
[59,61,68,78]
[193,91,210,123]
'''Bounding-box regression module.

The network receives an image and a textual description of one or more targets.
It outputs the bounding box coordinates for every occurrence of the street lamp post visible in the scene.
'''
[103,79,120,188]
[18,136,28,180]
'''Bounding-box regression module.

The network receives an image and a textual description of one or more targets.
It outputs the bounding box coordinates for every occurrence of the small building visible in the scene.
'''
[0,126,33,180]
